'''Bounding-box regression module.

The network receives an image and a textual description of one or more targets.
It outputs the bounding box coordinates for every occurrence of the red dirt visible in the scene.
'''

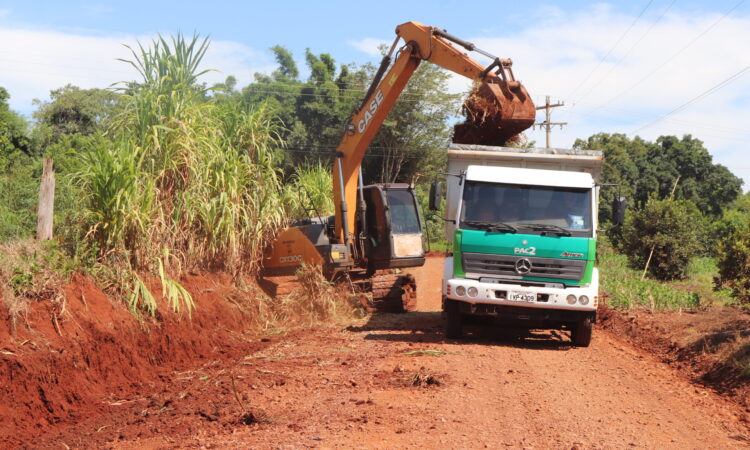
[599,304,750,409]
[0,272,270,447]
[3,257,750,448]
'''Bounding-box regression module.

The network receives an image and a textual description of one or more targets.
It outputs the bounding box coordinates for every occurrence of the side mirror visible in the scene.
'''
[612,196,626,226]
[429,181,443,211]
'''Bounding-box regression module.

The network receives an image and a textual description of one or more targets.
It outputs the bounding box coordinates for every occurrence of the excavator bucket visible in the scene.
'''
[453,80,536,146]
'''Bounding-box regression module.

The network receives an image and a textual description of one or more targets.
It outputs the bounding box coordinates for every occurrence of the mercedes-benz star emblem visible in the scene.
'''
[515,258,532,275]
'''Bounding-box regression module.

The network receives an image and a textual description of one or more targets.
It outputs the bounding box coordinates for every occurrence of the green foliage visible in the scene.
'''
[0,87,31,156]
[715,226,750,305]
[620,197,702,280]
[415,183,449,251]
[600,251,701,310]
[72,33,288,315]
[575,133,743,225]
[283,162,335,218]
[0,151,38,240]
[362,59,461,184]
[241,45,460,185]
[32,84,122,144]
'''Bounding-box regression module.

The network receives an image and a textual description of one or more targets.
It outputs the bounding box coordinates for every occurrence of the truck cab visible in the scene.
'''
[434,144,606,346]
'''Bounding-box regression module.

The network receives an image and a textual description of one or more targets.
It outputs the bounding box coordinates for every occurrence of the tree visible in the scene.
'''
[362,61,460,184]
[574,133,743,225]
[620,197,703,280]
[0,87,36,239]
[33,84,122,142]
[239,45,461,185]
[0,87,31,156]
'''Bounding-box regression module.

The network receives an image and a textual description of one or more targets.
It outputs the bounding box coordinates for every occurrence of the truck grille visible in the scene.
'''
[462,252,586,281]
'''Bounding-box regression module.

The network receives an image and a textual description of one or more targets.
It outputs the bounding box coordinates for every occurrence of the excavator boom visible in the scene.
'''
[333,21,536,242]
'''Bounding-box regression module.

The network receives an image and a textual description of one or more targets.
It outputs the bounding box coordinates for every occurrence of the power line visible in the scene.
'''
[570,0,676,107]
[582,0,746,118]
[632,63,750,134]
[561,100,750,135]
[566,0,654,99]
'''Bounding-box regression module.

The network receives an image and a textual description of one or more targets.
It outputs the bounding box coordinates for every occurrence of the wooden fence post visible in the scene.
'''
[36,158,55,241]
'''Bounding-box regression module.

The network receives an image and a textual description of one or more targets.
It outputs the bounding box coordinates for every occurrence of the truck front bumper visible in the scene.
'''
[444,277,598,313]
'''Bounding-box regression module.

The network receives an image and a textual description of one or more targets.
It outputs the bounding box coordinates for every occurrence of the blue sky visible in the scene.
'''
[1,1,749,189]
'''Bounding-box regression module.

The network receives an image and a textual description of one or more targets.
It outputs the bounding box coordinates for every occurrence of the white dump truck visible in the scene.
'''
[429,144,623,346]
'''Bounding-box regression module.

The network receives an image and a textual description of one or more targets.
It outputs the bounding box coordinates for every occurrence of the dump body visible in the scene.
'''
[441,144,604,346]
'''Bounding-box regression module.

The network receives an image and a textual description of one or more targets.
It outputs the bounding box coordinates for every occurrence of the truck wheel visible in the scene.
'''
[571,316,592,347]
[444,299,463,339]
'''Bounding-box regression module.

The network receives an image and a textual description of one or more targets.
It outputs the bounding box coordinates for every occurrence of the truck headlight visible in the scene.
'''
[467,287,478,298]
[566,294,577,305]
[455,286,466,296]
[579,295,590,305]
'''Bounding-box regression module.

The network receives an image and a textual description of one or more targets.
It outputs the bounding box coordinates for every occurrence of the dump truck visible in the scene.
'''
[430,144,624,346]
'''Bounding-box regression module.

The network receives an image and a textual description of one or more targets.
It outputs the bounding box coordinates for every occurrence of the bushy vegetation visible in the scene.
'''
[619,197,703,280]
[712,193,750,305]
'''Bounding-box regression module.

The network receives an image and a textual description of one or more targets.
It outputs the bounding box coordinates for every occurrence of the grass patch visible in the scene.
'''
[0,239,77,328]
[600,252,701,310]
[402,349,447,357]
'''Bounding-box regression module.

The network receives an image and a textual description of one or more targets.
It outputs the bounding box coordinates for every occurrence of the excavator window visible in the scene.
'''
[385,190,421,235]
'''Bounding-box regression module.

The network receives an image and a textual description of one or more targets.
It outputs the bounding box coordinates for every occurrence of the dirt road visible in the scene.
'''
[32,257,749,448]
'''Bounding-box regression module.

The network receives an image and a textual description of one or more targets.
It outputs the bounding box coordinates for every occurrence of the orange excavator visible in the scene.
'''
[261,21,536,310]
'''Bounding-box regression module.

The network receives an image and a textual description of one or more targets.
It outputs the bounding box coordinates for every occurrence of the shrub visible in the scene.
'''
[620,197,702,280]
[715,227,750,304]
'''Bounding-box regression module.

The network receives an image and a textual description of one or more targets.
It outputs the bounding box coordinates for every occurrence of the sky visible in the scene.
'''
[1,0,749,190]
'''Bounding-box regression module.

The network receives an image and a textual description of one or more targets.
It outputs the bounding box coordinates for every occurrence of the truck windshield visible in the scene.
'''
[459,181,593,237]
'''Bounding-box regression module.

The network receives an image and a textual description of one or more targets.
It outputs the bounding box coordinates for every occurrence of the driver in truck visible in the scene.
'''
[560,190,588,229]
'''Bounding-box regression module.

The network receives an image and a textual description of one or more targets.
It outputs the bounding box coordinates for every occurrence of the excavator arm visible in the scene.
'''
[333,21,536,243]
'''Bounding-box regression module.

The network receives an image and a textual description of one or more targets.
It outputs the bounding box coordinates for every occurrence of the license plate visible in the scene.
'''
[509,292,536,302]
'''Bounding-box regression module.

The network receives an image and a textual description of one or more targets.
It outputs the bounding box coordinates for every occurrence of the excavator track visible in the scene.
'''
[260,271,417,313]
[357,272,417,313]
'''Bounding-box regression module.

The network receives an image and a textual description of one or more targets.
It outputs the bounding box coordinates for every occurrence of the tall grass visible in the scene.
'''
[74,34,288,315]
[283,162,335,219]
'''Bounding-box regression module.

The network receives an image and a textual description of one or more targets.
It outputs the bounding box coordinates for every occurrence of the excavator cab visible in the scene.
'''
[360,184,425,273]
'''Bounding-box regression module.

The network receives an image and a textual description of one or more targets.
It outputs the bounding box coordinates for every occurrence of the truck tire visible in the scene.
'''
[571,316,592,347]
[444,299,463,339]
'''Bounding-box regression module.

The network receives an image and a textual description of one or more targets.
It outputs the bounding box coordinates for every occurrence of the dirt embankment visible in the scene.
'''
[599,304,750,410]
[0,272,270,446]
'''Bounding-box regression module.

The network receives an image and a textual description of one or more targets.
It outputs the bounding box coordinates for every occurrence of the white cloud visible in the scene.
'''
[0,26,275,114]
[349,8,750,190]
[347,37,389,58]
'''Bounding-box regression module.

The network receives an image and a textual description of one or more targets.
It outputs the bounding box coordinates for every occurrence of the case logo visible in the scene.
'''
[357,90,385,133]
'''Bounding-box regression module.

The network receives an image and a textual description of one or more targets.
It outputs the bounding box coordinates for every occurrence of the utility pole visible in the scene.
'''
[534,96,567,148]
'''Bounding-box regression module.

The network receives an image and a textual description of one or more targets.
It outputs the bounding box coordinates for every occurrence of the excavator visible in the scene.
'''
[261,21,536,311]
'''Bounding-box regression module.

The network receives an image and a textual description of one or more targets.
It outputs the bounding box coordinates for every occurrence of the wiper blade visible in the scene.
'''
[518,223,572,236]
[463,221,518,233]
